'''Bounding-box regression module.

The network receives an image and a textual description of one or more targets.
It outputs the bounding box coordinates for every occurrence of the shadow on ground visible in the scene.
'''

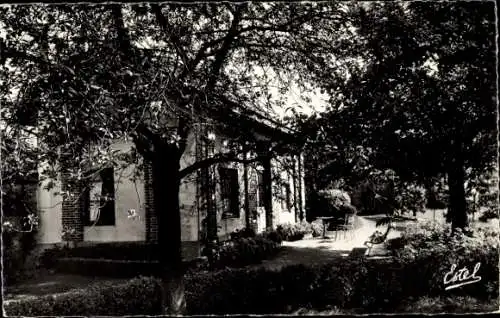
[4,272,127,301]
[256,246,352,271]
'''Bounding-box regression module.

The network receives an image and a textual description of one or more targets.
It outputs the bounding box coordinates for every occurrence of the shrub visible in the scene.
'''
[4,276,163,316]
[229,227,256,240]
[395,296,499,313]
[2,221,39,285]
[320,189,351,206]
[184,257,409,314]
[200,229,283,270]
[276,222,311,241]
[214,235,282,269]
[310,221,323,238]
[395,183,427,216]
[388,221,499,300]
[261,229,283,244]
[6,246,498,315]
[479,208,498,222]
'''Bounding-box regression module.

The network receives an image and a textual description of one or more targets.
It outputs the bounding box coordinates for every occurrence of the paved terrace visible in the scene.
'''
[256,216,400,271]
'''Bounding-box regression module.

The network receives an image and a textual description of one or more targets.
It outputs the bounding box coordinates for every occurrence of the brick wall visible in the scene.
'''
[60,171,84,242]
[143,161,158,243]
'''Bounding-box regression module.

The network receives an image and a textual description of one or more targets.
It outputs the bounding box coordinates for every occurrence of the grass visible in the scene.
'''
[394,296,499,314]
[292,296,499,314]
[4,270,127,301]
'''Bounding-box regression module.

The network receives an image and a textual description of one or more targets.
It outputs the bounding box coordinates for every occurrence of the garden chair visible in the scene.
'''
[364,227,391,256]
[348,247,369,258]
[315,216,335,239]
[364,213,417,256]
[333,211,356,241]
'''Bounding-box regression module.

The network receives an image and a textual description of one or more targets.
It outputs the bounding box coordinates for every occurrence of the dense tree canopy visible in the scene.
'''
[1,2,496,312]
[0,2,360,313]
[301,1,497,228]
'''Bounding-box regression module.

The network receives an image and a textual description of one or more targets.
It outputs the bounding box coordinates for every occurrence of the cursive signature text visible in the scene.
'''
[443,262,481,290]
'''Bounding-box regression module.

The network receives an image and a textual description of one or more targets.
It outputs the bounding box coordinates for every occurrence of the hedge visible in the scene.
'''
[40,242,163,266]
[4,277,162,316]
[214,236,282,269]
[7,222,498,315]
[6,244,498,316]
[43,233,282,274]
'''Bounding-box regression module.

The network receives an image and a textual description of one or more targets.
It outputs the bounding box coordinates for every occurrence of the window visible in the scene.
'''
[281,183,292,211]
[219,167,239,218]
[83,167,115,226]
[256,171,265,208]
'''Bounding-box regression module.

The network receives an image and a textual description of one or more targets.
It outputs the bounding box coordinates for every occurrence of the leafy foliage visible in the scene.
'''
[1,4,355,312]
[302,1,496,228]
[201,230,283,269]
[0,2,356,188]
[275,222,312,241]
[387,220,499,300]
[4,276,163,316]
[7,240,498,315]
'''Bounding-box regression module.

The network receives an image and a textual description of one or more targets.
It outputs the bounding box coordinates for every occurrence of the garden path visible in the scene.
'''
[255,216,400,271]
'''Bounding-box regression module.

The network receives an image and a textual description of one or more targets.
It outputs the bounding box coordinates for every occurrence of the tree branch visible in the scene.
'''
[205,3,246,92]
[179,152,262,179]
[110,4,132,56]
[151,3,191,73]
[2,44,50,66]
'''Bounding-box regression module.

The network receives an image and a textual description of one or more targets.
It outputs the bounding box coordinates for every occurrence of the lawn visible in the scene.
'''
[363,208,498,231]
[292,296,499,314]
[4,270,128,302]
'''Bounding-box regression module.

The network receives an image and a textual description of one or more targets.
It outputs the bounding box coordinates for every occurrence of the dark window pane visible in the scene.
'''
[219,167,239,218]
[98,167,115,226]
[84,167,115,226]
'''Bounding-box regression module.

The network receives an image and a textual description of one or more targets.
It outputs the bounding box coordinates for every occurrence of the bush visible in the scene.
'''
[310,221,323,238]
[387,221,499,300]
[4,276,163,316]
[214,235,282,269]
[395,183,427,216]
[184,257,413,314]
[2,224,39,285]
[312,189,351,218]
[395,296,499,313]
[200,230,283,270]
[202,226,483,310]
[229,227,256,240]
[276,222,311,241]
[6,244,498,315]
[261,229,283,244]
[478,208,498,222]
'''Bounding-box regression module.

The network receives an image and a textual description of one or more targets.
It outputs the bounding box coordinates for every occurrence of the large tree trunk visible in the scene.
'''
[151,146,186,315]
[447,139,468,230]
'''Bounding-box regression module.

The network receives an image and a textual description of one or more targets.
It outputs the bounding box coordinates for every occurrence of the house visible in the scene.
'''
[34,109,307,259]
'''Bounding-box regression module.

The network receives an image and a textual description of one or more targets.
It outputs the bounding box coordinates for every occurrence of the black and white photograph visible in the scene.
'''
[1,1,498,315]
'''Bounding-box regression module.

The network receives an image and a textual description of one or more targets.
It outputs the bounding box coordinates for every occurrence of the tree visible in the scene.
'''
[301,1,496,230]
[1,3,356,313]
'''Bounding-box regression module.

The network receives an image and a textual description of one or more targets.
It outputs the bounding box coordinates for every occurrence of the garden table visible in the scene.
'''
[315,217,335,239]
